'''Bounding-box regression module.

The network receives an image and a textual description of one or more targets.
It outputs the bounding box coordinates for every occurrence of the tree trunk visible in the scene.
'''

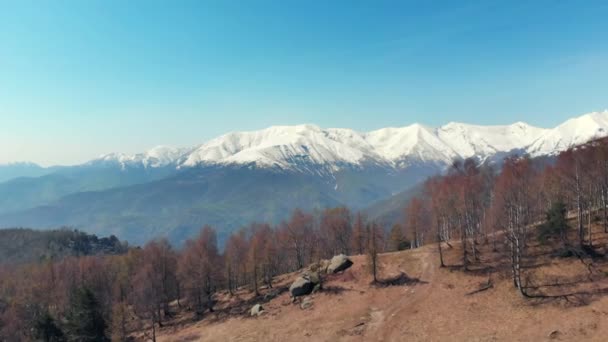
[253,266,259,296]
[576,165,584,247]
[603,188,608,233]
[151,318,156,342]
[157,306,163,327]
[437,221,445,268]
[461,216,468,271]
[588,204,593,247]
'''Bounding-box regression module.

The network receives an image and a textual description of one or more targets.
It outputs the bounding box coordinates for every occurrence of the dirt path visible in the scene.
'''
[368,247,438,341]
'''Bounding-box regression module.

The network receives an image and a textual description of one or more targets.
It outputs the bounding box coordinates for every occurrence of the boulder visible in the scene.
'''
[263,290,278,301]
[307,262,321,273]
[319,259,331,274]
[290,276,315,297]
[250,304,264,317]
[302,270,321,285]
[300,297,313,310]
[327,254,353,274]
[306,259,332,274]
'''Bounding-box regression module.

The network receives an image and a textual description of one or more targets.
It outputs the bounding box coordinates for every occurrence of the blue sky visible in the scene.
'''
[1,0,607,166]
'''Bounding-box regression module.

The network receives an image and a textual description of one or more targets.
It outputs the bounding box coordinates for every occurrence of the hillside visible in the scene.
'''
[0,163,54,183]
[0,228,128,264]
[362,183,424,226]
[150,229,608,341]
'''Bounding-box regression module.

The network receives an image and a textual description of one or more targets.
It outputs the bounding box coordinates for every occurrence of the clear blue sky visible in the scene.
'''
[1,0,607,166]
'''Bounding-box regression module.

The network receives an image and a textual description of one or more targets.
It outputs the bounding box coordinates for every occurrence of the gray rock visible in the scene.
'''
[250,304,264,317]
[307,262,321,273]
[302,270,321,285]
[327,254,353,274]
[263,290,278,301]
[300,297,313,310]
[290,276,315,297]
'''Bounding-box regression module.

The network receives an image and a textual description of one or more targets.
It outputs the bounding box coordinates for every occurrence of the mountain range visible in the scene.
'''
[1,110,607,246]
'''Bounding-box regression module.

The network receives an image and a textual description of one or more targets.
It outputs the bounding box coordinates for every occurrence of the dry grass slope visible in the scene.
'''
[145,223,608,342]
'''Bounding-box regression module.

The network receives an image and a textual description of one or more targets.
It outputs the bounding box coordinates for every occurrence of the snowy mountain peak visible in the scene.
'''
[93,146,191,169]
[528,110,608,156]
[94,110,608,172]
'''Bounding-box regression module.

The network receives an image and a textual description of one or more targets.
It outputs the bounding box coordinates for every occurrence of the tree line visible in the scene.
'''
[406,136,608,296]
[0,207,388,341]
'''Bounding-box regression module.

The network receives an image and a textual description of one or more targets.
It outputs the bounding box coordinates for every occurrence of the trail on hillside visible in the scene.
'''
[367,247,438,341]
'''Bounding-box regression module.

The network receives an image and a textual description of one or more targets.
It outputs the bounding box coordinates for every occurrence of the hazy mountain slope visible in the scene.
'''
[0,164,180,215]
[0,167,338,246]
[0,162,440,247]
[363,183,425,227]
[0,162,55,183]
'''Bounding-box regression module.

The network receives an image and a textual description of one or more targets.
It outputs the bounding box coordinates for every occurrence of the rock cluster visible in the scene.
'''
[289,254,353,298]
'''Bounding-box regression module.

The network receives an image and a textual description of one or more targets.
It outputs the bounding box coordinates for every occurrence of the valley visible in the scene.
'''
[2,111,608,246]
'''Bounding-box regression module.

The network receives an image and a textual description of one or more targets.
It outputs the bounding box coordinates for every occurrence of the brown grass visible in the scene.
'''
[143,222,608,341]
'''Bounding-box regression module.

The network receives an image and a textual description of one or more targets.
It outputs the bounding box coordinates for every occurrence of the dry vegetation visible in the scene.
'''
[151,221,608,342]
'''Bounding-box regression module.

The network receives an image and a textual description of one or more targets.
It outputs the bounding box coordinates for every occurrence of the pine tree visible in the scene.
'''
[33,310,65,342]
[539,200,570,245]
[65,287,109,342]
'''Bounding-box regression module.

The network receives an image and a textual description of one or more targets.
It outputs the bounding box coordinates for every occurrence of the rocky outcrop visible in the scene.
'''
[290,254,354,298]
[327,254,353,274]
[289,275,316,297]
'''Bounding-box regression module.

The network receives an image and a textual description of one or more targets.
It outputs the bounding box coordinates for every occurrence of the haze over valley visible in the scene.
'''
[0,111,606,245]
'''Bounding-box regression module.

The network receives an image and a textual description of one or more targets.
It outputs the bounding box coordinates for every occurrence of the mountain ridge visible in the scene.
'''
[86,110,608,173]
[2,110,608,246]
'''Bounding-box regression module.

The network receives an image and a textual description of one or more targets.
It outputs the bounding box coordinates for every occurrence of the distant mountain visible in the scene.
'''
[0,228,128,265]
[1,110,607,246]
[0,164,434,247]
[88,111,608,171]
[0,163,181,215]
[363,184,425,227]
[527,111,608,155]
[0,162,54,183]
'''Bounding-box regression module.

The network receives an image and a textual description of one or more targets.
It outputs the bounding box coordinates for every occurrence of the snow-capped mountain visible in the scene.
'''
[2,110,608,246]
[92,110,608,172]
[92,146,194,169]
[527,111,608,156]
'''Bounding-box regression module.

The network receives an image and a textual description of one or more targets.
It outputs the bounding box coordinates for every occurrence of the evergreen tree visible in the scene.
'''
[65,287,109,342]
[539,200,570,245]
[33,310,65,342]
